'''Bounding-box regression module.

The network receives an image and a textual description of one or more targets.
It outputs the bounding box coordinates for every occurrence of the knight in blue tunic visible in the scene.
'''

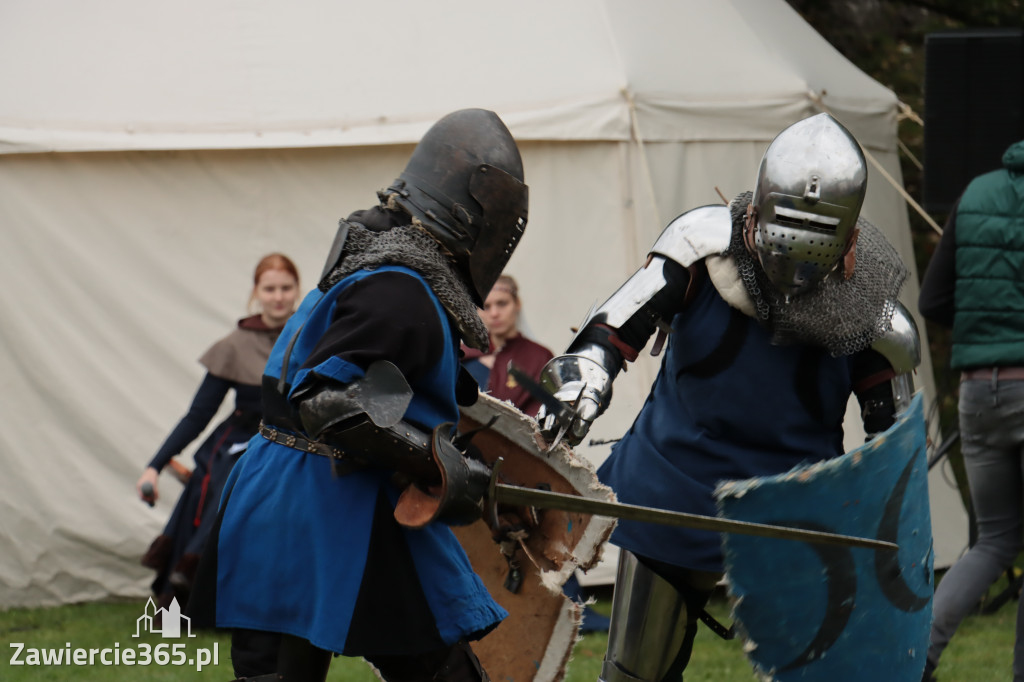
[201,109,529,682]
[536,114,922,682]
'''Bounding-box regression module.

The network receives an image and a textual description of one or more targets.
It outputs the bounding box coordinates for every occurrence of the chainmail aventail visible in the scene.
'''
[319,222,490,350]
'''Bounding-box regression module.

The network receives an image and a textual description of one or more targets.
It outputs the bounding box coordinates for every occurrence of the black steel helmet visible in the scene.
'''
[382,108,529,306]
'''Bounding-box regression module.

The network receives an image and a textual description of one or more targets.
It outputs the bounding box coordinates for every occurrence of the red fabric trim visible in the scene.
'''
[594,324,639,363]
[193,425,234,527]
[853,369,896,394]
[194,475,211,529]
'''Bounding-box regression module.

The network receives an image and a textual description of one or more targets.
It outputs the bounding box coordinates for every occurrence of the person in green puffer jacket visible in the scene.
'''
[919,138,1024,682]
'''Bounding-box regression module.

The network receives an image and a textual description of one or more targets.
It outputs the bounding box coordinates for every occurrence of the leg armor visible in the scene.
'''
[600,551,720,682]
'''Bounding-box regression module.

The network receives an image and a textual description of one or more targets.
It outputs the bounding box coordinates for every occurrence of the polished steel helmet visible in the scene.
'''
[383,108,528,306]
[751,113,867,298]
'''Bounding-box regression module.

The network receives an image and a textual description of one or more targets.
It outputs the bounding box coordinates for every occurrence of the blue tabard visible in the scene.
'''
[214,266,506,654]
[597,276,854,573]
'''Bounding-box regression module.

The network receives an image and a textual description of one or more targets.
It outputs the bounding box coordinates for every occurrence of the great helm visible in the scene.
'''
[750,113,867,298]
[383,108,528,306]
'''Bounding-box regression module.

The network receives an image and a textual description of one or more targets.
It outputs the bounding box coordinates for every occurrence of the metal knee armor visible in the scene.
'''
[600,551,717,682]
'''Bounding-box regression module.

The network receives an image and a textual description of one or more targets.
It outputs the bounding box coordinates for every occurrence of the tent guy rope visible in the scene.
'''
[809,91,944,236]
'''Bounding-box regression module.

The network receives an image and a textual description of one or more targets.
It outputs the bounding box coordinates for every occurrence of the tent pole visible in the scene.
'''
[623,88,662,230]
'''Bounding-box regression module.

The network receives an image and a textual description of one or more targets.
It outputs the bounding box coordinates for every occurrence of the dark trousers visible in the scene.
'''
[232,632,489,682]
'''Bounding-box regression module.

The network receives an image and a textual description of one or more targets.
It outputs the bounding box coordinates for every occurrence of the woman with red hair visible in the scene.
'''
[136,253,300,614]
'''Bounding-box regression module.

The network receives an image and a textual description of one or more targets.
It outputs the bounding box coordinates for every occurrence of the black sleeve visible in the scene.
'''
[850,348,897,436]
[148,373,232,471]
[918,201,959,329]
[301,270,447,386]
[614,258,693,350]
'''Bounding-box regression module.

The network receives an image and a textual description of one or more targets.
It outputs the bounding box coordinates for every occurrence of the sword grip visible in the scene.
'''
[140,482,155,508]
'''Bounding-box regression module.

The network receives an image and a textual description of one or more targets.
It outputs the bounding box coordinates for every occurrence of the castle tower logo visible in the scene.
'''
[133,597,196,638]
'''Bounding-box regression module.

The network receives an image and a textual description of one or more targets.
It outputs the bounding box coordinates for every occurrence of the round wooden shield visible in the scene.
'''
[455,393,616,682]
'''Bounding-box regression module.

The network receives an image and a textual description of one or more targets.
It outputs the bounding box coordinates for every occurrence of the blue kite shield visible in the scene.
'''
[715,392,933,681]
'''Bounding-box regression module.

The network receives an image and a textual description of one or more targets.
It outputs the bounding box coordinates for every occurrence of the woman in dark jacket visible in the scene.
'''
[135,253,300,612]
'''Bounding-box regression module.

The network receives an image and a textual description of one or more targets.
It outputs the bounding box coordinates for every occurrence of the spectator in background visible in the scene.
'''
[461,274,553,417]
[136,253,300,614]
[918,139,1024,682]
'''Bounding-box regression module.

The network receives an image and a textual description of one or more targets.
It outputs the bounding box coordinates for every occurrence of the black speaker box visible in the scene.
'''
[923,29,1024,214]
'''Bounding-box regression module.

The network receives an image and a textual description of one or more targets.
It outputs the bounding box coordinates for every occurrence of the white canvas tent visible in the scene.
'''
[0,0,964,608]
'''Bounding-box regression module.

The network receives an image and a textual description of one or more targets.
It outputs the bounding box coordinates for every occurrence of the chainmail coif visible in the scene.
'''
[726,192,909,356]
[319,221,491,350]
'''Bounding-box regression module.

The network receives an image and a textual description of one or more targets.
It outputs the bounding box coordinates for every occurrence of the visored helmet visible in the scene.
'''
[750,113,867,298]
[383,108,528,306]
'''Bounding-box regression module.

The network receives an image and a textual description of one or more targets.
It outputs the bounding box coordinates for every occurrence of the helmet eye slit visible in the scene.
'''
[808,219,838,232]
[772,214,839,234]
[774,214,805,229]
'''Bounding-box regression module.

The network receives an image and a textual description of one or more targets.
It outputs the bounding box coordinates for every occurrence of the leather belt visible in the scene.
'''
[258,422,346,462]
[961,367,1024,381]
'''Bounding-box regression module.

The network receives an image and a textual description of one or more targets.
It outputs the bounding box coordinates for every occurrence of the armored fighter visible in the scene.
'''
[536,113,922,682]
[201,108,529,682]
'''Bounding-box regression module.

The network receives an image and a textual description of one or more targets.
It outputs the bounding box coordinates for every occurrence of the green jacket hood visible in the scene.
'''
[1003,140,1024,172]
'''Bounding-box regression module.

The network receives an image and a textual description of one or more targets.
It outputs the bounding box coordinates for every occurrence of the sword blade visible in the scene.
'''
[493,483,896,551]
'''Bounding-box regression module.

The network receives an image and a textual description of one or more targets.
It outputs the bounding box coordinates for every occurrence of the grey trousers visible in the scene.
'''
[928,374,1024,680]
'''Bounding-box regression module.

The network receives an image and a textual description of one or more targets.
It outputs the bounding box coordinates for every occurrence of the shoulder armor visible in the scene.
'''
[871,301,921,373]
[319,220,353,280]
[649,205,732,267]
[566,207,728,342]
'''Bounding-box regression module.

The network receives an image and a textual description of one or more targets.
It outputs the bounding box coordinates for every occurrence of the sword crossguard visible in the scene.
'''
[485,457,504,532]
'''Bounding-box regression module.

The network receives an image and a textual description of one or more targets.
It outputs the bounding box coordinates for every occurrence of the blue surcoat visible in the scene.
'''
[214,266,506,654]
[597,273,854,573]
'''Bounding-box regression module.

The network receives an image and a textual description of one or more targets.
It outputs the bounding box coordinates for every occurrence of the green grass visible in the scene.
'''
[0,581,1016,681]
[563,594,756,682]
